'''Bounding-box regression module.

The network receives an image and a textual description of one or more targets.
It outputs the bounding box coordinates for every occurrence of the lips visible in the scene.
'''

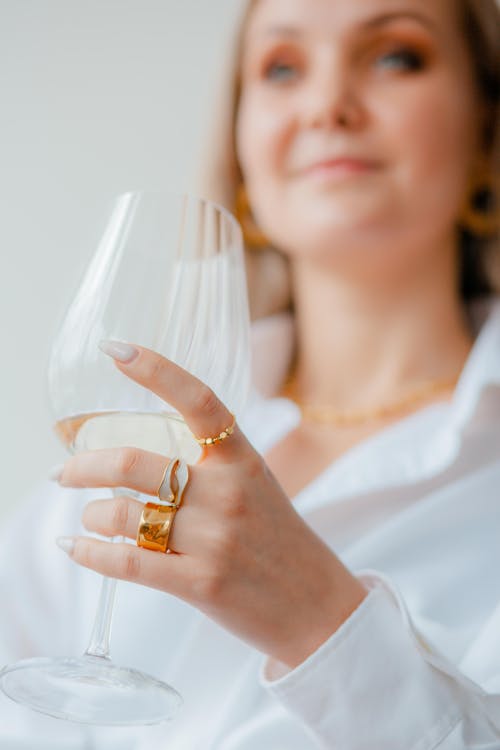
[298,156,381,179]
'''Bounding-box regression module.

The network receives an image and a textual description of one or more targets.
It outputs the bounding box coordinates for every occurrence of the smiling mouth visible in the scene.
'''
[300,158,381,180]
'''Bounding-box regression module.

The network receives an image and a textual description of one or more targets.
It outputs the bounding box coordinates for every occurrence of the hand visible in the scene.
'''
[56,343,367,669]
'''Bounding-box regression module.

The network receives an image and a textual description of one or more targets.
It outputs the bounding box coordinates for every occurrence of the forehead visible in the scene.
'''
[245,0,458,38]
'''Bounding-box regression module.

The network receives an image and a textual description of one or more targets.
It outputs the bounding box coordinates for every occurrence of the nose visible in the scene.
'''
[300,58,366,131]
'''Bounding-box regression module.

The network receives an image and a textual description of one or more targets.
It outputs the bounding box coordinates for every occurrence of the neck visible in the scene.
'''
[290,238,473,412]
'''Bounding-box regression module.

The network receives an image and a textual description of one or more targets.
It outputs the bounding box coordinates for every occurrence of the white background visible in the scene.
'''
[0,0,238,523]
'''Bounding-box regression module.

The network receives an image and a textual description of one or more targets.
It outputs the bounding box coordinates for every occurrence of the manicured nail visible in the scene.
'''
[99,340,139,364]
[49,463,65,481]
[56,536,76,556]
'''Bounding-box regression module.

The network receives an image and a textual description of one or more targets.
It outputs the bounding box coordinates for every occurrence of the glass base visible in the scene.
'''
[0,655,182,725]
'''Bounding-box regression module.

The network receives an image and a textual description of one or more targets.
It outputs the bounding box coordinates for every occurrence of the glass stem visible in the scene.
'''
[84,567,120,659]
[84,488,131,660]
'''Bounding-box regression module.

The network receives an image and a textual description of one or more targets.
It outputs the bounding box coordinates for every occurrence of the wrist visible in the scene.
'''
[273,554,368,671]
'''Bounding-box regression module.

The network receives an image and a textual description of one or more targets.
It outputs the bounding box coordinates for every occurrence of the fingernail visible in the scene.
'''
[56,536,76,556]
[99,340,139,364]
[49,463,65,482]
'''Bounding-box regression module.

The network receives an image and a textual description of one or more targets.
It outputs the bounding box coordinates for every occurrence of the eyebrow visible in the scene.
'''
[361,10,438,34]
[253,10,438,40]
[256,25,300,39]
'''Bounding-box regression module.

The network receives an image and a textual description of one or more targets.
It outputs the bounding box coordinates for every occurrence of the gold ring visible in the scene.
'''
[157,458,176,505]
[196,414,236,447]
[138,459,189,552]
[157,458,189,508]
[137,503,177,553]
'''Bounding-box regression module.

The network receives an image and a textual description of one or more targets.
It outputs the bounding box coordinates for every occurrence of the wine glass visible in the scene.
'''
[0,190,250,725]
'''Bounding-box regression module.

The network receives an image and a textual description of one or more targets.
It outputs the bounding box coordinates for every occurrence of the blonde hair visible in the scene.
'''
[199,0,499,319]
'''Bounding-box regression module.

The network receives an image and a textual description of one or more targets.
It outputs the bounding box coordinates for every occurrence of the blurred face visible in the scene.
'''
[236,0,480,269]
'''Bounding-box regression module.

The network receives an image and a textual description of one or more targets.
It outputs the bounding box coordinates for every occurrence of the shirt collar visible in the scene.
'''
[448,296,500,431]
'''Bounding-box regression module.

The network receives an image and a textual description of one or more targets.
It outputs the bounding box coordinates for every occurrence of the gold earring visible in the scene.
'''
[234,184,269,249]
[460,164,499,238]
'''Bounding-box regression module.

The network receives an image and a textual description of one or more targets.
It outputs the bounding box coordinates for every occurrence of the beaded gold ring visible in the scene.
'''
[196,414,236,447]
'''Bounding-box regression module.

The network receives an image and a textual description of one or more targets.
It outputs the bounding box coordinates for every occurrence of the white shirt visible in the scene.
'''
[1,297,500,749]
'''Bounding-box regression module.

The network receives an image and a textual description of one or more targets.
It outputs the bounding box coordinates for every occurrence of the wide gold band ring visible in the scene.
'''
[136,503,177,553]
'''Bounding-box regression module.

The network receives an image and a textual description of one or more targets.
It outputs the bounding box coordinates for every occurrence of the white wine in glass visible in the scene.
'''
[55,411,201,461]
[0,190,250,725]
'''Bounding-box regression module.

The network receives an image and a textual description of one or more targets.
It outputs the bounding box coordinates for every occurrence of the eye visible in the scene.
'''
[376,47,425,72]
[263,60,299,83]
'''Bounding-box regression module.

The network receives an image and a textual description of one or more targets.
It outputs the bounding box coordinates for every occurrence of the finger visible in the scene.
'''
[99,341,248,460]
[82,495,143,538]
[82,496,197,553]
[59,448,178,496]
[67,536,190,596]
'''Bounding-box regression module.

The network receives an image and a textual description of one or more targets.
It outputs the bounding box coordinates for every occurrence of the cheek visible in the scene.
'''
[236,96,298,247]
[379,79,476,218]
[236,94,291,191]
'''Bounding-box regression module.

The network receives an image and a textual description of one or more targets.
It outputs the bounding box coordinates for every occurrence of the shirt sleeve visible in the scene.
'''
[260,571,500,750]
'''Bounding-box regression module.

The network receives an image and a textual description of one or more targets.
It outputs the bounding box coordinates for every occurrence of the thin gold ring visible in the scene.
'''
[196,414,236,447]
[157,458,189,508]
[156,458,179,505]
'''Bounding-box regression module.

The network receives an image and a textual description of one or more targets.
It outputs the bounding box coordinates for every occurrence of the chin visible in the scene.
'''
[269,209,390,257]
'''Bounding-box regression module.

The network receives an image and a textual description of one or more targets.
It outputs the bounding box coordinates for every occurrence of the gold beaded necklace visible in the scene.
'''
[282,373,461,428]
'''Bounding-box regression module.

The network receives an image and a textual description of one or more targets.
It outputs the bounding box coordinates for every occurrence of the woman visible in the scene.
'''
[1,0,499,747]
